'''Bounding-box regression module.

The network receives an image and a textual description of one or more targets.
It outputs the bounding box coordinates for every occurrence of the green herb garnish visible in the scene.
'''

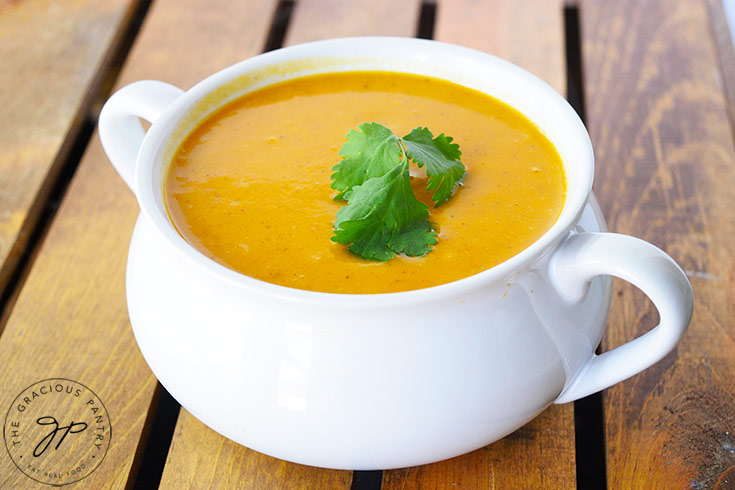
[330,122,465,261]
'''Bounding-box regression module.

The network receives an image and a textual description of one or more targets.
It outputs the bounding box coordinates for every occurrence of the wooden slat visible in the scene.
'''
[157,0,421,488]
[383,408,575,489]
[161,412,352,489]
[0,0,139,299]
[0,0,283,488]
[383,1,575,488]
[433,0,565,94]
[707,0,735,135]
[284,0,422,45]
[581,0,735,487]
[0,132,151,490]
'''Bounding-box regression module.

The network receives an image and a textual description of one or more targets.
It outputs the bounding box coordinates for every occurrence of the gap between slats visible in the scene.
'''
[564,4,608,489]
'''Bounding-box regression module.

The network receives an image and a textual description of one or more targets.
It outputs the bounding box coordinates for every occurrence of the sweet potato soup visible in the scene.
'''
[165,72,565,294]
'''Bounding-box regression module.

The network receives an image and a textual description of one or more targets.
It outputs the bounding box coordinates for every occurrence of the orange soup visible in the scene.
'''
[165,72,565,294]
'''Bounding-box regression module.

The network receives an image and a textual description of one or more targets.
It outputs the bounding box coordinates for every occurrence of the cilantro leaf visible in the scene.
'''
[402,127,465,206]
[330,122,465,261]
[330,122,402,200]
[331,162,437,261]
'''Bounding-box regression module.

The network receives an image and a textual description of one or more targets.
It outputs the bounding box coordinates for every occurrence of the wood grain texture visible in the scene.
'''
[434,0,565,94]
[581,0,735,488]
[162,409,353,490]
[0,0,284,488]
[0,137,154,490]
[284,0,422,45]
[113,0,279,91]
[158,0,423,488]
[0,0,139,299]
[383,406,575,489]
[382,1,575,488]
[707,0,735,138]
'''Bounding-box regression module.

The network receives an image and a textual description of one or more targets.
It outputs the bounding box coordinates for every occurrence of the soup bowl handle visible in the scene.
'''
[549,232,693,403]
[99,80,184,192]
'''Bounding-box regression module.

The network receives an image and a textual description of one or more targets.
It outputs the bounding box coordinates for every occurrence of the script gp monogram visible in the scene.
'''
[33,416,88,457]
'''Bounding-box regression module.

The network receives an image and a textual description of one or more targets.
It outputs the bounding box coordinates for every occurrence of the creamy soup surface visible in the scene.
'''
[165,72,566,294]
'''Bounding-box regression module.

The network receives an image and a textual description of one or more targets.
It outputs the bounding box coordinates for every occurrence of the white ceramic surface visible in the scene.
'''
[98,37,693,470]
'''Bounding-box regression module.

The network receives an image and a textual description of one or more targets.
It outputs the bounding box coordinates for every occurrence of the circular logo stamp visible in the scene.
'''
[3,378,112,485]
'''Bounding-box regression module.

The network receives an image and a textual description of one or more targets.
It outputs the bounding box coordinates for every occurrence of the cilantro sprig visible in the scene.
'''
[330,122,465,261]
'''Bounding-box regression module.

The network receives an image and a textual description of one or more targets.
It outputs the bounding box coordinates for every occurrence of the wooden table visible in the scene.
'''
[1,0,733,488]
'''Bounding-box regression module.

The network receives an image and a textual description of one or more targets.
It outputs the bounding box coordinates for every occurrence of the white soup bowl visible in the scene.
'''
[99,37,693,470]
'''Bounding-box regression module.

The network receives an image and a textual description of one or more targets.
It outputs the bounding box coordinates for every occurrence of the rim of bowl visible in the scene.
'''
[134,37,594,308]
